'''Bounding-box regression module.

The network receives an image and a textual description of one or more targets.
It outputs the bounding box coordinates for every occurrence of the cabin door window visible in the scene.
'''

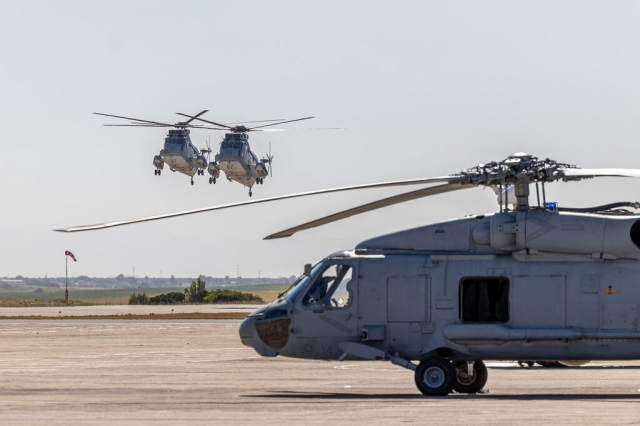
[459,277,510,323]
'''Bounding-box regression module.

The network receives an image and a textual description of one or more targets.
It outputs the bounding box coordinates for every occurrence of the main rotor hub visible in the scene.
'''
[456,154,577,187]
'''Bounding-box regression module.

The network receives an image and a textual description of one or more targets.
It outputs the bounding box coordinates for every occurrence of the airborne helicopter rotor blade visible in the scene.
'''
[179,110,209,125]
[247,117,314,130]
[103,124,171,127]
[558,168,640,179]
[264,183,472,240]
[54,175,463,232]
[93,112,173,127]
[175,113,231,129]
[258,127,345,132]
[224,119,286,124]
[188,125,229,130]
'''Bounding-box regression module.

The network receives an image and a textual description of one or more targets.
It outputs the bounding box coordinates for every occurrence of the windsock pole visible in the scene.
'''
[65,256,68,302]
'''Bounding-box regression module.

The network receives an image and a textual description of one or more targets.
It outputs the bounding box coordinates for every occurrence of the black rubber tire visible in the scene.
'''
[158,170,161,176]
[452,360,488,393]
[213,178,216,184]
[414,358,456,396]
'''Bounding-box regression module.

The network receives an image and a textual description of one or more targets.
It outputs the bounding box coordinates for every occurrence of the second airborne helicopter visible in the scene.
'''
[174,112,342,196]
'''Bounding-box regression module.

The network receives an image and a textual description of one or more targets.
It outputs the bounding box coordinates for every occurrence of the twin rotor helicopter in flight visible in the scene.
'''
[94,110,340,196]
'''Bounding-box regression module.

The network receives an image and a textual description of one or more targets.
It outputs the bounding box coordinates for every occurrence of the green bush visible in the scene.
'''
[147,291,185,305]
[184,278,207,303]
[203,289,264,304]
[128,292,148,305]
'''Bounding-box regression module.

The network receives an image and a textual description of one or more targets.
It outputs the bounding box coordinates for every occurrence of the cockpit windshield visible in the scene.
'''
[283,262,324,303]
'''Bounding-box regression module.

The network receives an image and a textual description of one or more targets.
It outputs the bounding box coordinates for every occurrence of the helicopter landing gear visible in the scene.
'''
[191,178,194,186]
[414,357,456,396]
[249,190,253,197]
[452,360,487,393]
[209,177,216,184]
[197,169,204,176]
[155,169,161,176]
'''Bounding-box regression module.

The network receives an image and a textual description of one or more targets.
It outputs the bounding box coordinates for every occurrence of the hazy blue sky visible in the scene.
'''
[2,1,640,278]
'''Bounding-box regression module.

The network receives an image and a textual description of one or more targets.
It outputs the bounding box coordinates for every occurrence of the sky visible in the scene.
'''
[1,0,640,279]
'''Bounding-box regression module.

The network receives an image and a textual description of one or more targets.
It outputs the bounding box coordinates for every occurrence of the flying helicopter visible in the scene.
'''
[94,110,219,185]
[57,152,640,396]
[95,111,340,195]
[174,112,342,197]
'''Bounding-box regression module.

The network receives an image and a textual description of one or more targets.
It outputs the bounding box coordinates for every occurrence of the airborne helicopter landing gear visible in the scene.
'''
[209,177,216,184]
[154,169,161,176]
[191,177,194,186]
[249,190,253,197]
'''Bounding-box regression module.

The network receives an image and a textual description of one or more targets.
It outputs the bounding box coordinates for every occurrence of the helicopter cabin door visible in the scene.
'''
[294,259,358,342]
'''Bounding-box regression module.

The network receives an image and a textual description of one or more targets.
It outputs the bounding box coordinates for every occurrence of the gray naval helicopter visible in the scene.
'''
[96,111,337,195]
[58,153,640,396]
[94,111,217,185]
[174,112,341,197]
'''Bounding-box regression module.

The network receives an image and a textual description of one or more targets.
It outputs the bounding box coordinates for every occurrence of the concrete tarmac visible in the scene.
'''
[1,316,640,425]
[0,304,260,316]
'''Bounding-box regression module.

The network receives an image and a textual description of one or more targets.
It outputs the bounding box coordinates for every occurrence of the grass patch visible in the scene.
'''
[0,312,248,320]
[0,298,92,307]
[0,284,289,305]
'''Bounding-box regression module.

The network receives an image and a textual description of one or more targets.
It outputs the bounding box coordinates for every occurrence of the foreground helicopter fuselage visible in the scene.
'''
[240,209,640,395]
[57,151,640,395]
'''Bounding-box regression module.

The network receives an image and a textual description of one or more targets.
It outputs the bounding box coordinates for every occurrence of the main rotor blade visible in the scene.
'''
[103,124,171,127]
[558,168,640,179]
[179,110,209,125]
[264,183,471,239]
[224,119,286,124]
[55,175,462,232]
[248,117,314,130]
[175,113,231,129]
[257,127,345,132]
[93,112,173,127]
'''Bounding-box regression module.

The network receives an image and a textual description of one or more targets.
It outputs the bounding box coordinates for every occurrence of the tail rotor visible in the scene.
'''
[266,141,274,177]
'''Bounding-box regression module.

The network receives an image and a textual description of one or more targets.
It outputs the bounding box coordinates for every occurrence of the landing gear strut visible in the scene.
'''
[452,360,488,393]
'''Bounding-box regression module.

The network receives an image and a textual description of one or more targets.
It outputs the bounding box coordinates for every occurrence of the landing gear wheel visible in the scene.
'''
[209,177,213,184]
[154,170,157,175]
[414,357,456,396]
[213,177,216,184]
[158,170,161,176]
[191,179,194,186]
[249,191,253,197]
[452,360,488,393]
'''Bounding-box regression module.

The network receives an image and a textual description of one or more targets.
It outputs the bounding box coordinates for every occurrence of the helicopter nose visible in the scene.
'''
[239,308,290,357]
[239,315,256,346]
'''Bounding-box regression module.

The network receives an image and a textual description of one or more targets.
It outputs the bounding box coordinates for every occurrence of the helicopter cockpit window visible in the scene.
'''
[284,262,324,303]
[302,264,353,309]
[459,277,509,323]
[233,142,243,149]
